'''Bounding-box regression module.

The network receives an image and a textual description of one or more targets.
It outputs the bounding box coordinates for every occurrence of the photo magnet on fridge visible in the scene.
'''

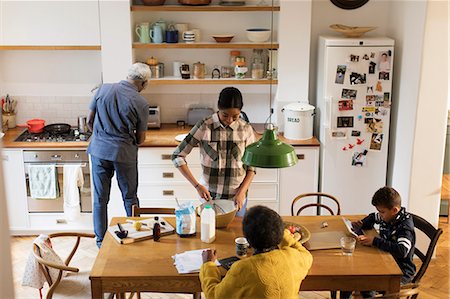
[337,116,354,128]
[338,100,354,111]
[367,86,374,93]
[351,130,361,137]
[331,131,347,139]
[363,54,370,60]
[351,150,368,167]
[350,72,366,85]
[375,107,388,117]
[378,51,391,71]
[376,81,383,92]
[379,71,390,80]
[370,133,384,151]
[335,65,347,84]
[342,88,357,100]
[365,118,383,133]
[366,95,376,104]
[384,92,390,102]
[349,54,360,62]
[369,61,377,74]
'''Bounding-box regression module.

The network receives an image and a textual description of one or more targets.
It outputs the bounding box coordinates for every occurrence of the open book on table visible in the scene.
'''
[107,217,175,244]
[342,217,365,237]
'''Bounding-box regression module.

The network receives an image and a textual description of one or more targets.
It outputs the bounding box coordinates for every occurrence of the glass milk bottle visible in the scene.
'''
[201,205,216,243]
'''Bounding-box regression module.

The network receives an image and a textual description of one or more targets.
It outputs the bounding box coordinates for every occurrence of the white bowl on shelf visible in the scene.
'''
[246,28,271,42]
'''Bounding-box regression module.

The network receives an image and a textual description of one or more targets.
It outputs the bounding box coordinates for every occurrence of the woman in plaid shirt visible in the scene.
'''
[172,87,256,216]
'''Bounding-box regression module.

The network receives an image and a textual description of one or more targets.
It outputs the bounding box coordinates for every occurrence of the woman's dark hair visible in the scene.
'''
[218,87,243,110]
[372,186,401,209]
[243,205,284,250]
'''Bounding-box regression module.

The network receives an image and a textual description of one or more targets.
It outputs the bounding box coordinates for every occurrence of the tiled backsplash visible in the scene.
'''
[11,93,269,126]
[13,96,92,126]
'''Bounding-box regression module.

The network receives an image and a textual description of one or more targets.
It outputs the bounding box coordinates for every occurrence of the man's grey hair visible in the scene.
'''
[127,62,151,81]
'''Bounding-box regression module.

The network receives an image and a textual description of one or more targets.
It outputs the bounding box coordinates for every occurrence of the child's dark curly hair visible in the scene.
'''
[372,186,401,209]
[242,205,284,251]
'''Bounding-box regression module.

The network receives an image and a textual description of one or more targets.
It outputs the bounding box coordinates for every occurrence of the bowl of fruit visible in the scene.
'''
[284,221,311,244]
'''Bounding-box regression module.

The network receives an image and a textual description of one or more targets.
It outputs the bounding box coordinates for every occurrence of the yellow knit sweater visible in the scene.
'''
[200,230,313,299]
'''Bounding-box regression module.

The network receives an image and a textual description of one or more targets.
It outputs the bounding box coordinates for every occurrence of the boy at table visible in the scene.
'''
[341,186,416,299]
[200,205,313,299]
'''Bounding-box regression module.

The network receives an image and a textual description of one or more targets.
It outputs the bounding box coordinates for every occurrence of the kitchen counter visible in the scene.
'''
[1,124,320,148]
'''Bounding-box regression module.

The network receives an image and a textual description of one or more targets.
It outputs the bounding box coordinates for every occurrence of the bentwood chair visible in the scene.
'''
[32,232,95,299]
[291,192,341,216]
[291,192,341,299]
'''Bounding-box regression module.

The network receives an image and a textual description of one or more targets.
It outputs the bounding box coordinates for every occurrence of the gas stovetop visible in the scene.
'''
[15,129,91,142]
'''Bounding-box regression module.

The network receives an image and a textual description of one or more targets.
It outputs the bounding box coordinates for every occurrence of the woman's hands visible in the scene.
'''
[234,191,246,210]
[196,184,212,201]
[202,249,217,263]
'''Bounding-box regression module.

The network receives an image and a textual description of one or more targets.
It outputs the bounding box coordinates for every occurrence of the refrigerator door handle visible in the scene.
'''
[324,96,333,130]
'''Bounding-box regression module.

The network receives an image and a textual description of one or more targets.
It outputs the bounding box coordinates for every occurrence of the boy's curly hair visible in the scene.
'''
[372,186,401,209]
[243,205,284,251]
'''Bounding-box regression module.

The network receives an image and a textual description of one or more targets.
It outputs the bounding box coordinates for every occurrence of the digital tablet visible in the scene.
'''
[342,217,365,237]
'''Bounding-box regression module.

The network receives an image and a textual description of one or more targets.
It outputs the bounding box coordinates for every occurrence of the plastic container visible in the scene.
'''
[175,202,196,237]
[282,102,315,140]
[201,205,216,243]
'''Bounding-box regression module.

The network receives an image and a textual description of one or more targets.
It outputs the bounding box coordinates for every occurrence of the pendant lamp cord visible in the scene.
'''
[268,0,275,126]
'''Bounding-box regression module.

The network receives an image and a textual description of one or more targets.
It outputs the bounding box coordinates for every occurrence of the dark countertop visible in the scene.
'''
[1,124,320,149]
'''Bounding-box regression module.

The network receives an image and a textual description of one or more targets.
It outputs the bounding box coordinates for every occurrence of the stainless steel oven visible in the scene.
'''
[24,150,92,213]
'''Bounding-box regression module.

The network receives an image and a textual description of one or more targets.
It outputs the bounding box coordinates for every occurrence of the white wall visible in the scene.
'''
[0,150,14,298]
[385,1,427,209]
[407,0,448,227]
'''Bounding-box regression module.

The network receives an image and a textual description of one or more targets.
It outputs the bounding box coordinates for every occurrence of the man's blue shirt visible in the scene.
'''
[87,80,149,163]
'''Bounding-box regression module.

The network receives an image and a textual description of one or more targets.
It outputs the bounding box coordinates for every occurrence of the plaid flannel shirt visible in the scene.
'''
[172,113,256,199]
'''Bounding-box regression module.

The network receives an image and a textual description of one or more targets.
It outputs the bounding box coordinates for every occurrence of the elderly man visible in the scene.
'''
[87,63,150,247]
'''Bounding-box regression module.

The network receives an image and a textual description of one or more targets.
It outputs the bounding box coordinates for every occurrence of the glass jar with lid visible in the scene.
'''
[230,50,241,76]
[234,57,247,79]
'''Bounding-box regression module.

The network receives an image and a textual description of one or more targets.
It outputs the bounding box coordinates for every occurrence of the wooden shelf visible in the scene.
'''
[131,5,279,12]
[133,42,278,49]
[148,77,277,85]
[0,45,101,50]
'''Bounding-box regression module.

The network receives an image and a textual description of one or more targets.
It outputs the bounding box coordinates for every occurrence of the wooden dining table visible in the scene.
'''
[89,215,402,298]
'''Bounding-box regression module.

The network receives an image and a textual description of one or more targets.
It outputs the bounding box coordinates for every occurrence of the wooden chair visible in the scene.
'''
[32,232,95,299]
[291,192,341,216]
[291,192,341,299]
[131,205,175,217]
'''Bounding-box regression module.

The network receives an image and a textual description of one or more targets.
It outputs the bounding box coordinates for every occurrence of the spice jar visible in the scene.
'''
[234,57,247,79]
[230,50,240,76]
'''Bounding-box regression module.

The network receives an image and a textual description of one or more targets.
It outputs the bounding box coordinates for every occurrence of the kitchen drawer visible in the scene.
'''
[139,147,200,165]
[138,166,202,183]
[28,213,93,230]
[247,183,278,199]
[246,200,279,212]
[253,168,278,183]
[138,183,199,201]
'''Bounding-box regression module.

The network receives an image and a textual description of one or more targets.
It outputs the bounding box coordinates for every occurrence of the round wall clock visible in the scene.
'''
[330,0,369,10]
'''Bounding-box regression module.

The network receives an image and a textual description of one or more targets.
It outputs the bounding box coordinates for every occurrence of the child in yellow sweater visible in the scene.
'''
[200,205,313,299]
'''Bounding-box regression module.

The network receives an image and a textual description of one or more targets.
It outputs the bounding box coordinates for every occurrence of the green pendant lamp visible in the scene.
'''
[243,124,298,168]
[242,0,297,168]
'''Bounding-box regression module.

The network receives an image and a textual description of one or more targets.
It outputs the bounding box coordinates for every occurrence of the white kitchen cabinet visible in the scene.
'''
[1,149,28,231]
[0,0,100,46]
[279,147,319,216]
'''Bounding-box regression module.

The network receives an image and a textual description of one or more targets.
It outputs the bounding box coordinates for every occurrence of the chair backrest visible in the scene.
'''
[132,205,176,217]
[291,192,341,216]
[411,213,443,284]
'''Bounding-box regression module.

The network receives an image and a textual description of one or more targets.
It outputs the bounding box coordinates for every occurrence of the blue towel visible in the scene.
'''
[28,164,59,199]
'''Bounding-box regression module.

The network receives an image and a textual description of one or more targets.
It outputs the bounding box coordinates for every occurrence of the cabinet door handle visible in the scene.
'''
[1,155,8,161]
[163,190,174,196]
[296,154,305,160]
[163,172,174,178]
[161,154,172,160]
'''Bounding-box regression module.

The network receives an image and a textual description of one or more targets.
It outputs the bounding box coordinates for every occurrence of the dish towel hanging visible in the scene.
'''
[63,164,84,221]
[28,164,58,199]
[22,234,65,290]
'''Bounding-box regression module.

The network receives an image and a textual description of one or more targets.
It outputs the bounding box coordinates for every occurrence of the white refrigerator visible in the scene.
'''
[316,36,395,214]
